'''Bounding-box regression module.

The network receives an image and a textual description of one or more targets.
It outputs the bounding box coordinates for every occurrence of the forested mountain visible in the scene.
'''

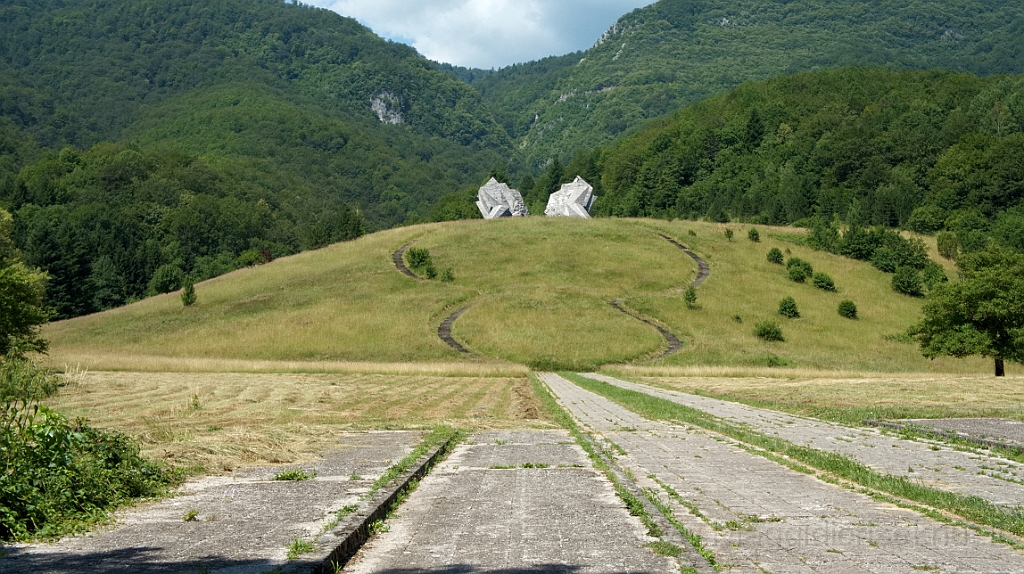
[464,0,1024,169]
[594,68,1024,254]
[0,0,511,317]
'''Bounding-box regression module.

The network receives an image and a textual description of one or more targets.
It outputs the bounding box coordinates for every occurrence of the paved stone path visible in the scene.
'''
[343,430,679,574]
[901,418,1024,449]
[610,300,683,361]
[540,373,1024,573]
[1,432,423,574]
[585,374,1024,509]
[438,307,472,354]
[392,243,423,281]
[656,233,709,287]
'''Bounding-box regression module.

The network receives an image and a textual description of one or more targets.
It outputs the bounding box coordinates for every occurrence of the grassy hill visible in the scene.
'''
[44,218,1009,374]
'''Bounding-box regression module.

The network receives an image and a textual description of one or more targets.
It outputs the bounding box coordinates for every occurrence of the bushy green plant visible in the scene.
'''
[440,268,455,283]
[786,257,813,278]
[778,296,800,318]
[748,228,760,242]
[725,229,734,241]
[1,358,173,541]
[405,247,430,269]
[766,248,784,265]
[753,320,784,342]
[812,272,836,292]
[892,266,923,297]
[148,264,184,295]
[921,261,947,290]
[936,232,958,259]
[787,266,807,283]
[683,285,697,309]
[870,246,898,273]
[180,276,197,307]
[424,262,438,280]
[838,300,858,319]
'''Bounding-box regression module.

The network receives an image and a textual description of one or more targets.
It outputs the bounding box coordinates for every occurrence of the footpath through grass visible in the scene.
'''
[563,373,1024,543]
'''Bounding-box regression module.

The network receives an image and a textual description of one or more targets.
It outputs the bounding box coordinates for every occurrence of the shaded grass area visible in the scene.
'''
[565,373,1024,541]
[50,371,548,472]
[621,373,1024,424]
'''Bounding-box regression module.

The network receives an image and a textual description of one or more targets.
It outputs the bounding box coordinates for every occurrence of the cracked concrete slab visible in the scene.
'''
[585,373,1024,508]
[343,430,678,574]
[1,431,423,574]
[541,373,1024,573]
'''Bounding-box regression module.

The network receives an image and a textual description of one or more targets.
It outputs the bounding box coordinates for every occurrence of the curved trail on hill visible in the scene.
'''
[609,299,683,362]
[657,233,710,287]
[438,307,472,354]
[608,233,710,362]
[392,243,423,281]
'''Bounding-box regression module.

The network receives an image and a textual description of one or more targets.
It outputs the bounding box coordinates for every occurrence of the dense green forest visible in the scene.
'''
[463,0,1024,168]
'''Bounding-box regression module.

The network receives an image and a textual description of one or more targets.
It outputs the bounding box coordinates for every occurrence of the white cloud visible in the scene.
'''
[309,0,654,69]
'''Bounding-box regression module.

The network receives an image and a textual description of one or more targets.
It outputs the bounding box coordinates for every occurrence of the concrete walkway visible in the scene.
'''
[541,373,1024,573]
[1,432,423,574]
[343,430,679,574]
[585,373,1024,509]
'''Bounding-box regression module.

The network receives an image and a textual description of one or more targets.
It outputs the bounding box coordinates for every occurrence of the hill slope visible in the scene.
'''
[468,0,1024,167]
[43,219,1003,374]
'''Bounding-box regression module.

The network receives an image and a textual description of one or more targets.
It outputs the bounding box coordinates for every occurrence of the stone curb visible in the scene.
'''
[306,436,458,574]
[864,419,1024,455]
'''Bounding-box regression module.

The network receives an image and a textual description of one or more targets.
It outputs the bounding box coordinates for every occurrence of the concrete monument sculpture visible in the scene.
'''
[545,176,596,218]
[477,178,529,219]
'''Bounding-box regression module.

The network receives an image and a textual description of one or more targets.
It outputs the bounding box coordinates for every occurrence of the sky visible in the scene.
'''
[308,0,656,69]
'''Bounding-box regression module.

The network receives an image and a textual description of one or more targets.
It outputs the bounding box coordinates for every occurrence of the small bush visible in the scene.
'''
[2,359,174,541]
[921,261,947,290]
[787,266,807,283]
[725,229,734,241]
[812,272,836,292]
[440,268,455,282]
[753,320,784,342]
[766,248,784,265]
[180,276,197,307]
[688,229,696,236]
[683,285,697,309]
[778,296,800,318]
[892,266,923,297]
[405,247,430,269]
[870,247,898,273]
[148,264,184,295]
[936,231,958,259]
[748,228,760,242]
[786,257,813,277]
[838,300,858,319]
[273,468,315,481]
[424,261,438,279]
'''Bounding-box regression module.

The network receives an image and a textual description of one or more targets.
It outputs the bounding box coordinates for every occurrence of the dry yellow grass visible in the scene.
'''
[626,373,1024,424]
[51,370,547,472]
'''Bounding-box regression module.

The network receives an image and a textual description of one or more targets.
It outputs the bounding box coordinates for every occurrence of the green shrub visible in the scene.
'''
[778,296,800,318]
[787,266,807,283]
[440,268,455,283]
[767,248,784,265]
[748,228,760,242]
[786,257,813,277]
[753,320,784,342]
[273,468,315,481]
[180,277,197,307]
[405,247,430,269]
[838,300,858,319]
[936,231,958,259]
[1,359,173,541]
[147,264,184,295]
[812,272,836,292]
[683,285,697,309]
[424,261,438,280]
[892,266,923,297]
[921,261,947,290]
[870,246,898,273]
[688,229,696,237]
[725,229,734,241]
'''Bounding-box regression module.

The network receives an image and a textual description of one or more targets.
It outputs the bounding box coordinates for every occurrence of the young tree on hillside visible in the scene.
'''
[912,247,1024,376]
[0,209,50,358]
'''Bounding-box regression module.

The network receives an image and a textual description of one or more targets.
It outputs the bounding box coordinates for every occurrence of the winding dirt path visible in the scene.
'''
[391,243,423,281]
[657,233,710,287]
[609,299,682,362]
[437,307,472,354]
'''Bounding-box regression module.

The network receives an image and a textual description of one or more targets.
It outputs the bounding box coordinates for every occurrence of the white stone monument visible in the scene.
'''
[477,178,529,219]
[545,176,596,218]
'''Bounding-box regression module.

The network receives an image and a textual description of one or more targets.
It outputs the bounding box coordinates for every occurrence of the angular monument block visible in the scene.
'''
[545,176,596,218]
[477,178,529,219]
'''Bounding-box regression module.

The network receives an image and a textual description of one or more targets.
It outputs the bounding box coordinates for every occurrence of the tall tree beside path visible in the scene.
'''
[912,247,1024,376]
[0,209,50,358]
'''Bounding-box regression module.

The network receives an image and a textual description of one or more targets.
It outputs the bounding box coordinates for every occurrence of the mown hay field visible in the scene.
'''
[51,370,546,473]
